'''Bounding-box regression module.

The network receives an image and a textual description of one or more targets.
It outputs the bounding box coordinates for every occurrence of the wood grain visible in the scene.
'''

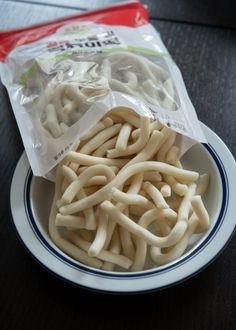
[0,0,77,30]
[154,20,236,156]
[0,1,236,330]
[145,0,236,29]
[4,0,236,28]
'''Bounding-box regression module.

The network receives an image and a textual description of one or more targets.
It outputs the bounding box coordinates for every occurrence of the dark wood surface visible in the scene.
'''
[1,1,236,329]
[4,0,236,28]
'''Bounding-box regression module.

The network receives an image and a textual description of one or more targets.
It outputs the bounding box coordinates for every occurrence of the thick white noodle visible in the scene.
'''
[59,161,198,215]
[48,164,102,268]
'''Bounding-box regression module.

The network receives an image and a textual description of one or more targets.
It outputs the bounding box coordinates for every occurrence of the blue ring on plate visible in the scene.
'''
[24,143,228,279]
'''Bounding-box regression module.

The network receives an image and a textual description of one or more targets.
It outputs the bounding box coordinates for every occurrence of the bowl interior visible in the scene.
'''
[30,142,223,272]
[181,143,222,229]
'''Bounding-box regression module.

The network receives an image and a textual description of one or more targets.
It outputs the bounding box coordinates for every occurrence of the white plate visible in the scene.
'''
[10,123,236,294]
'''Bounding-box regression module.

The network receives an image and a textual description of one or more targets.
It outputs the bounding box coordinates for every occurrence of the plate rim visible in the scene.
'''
[10,123,236,294]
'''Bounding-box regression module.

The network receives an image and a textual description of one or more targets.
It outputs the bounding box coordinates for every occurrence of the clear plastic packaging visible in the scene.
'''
[0,1,206,177]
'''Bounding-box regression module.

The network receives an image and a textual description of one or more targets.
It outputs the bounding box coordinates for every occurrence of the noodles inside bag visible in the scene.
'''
[0,2,206,177]
[48,110,210,271]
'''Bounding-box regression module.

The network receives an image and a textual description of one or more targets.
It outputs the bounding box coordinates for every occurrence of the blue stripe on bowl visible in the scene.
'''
[24,143,228,279]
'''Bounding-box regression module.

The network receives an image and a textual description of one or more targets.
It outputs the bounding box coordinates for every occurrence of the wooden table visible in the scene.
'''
[1,1,236,329]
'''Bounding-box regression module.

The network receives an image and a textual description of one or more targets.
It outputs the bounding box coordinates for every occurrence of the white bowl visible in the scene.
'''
[10,123,236,293]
